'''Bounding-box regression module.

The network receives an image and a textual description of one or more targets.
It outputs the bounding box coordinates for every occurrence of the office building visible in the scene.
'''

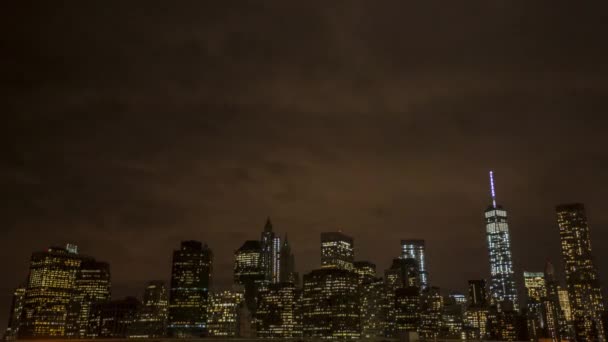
[127,281,168,338]
[557,203,606,341]
[168,240,213,338]
[302,268,360,339]
[484,171,519,311]
[359,277,386,338]
[207,290,245,337]
[234,240,265,312]
[558,287,573,322]
[279,235,298,284]
[89,297,140,338]
[66,260,111,338]
[442,294,465,339]
[419,286,443,339]
[353,261,376,283]
[260,217,279,283]
[468,279,488,307]
[394,286,420,335]
[18,245,83,338]
[320,231,354,271]
[400,239,429,289]
[256,282,302,338]
[3,285,26,340]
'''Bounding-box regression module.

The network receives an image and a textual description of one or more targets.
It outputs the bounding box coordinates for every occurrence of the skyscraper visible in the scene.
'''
[279,235,298,284]
[260,217,279,283]
[66,259,111,338]
[419,286,443,340]
[18,245,83,338]
[234,240,265,312]
[523,271,546,340]
[302,268,360,339]
[168,241,213,338]
[89,297,140,338]
[128,281,169,338]
[400,239,429,289]
[207,290,245,337]
[256,282,302,338]
[556,203,605,341]
[484,171,519,311]
[3,285,26,340]
[320,231,354,271]
[524,272,547,302]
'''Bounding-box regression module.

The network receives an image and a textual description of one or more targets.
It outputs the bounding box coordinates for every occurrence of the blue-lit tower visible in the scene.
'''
[484,171,519,311]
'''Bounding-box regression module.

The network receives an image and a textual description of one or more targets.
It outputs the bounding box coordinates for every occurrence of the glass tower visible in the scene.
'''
[556,203,605,341]
[400,239,429,289]
[320,231,354,271]
[484,171,518,311]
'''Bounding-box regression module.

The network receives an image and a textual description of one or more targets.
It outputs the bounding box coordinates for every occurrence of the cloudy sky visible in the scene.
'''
[2,1,608,330]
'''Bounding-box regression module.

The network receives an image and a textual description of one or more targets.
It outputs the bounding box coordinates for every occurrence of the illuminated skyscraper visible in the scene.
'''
[260,217,279,283]
[18,245,83,338]
[419,286,443,339]
[484,171,519,311]
[256,282,302,338]
[443,294,466,339]
[302,268,360,339]
[384,258,420,337]
[66,259,111,338]
[543,261,569,341]
[558,288,573,322]
[523,271,546,340]
[234,240,265,312]
[556,203,605,341]
[3,285,26,340]
[400,239,429,289]
[321,231,354,271]
[168,241,213,338]
[128,281,168,338]
[207,290,245,337]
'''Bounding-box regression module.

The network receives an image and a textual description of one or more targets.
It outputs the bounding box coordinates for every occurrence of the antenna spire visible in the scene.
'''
[489,170,497,208]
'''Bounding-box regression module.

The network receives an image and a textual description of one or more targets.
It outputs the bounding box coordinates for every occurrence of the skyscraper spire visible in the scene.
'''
[264,217,273,232]
[489,170,497,208]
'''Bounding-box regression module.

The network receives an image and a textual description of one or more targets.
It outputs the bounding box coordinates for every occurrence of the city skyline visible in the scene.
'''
[3,2,608,337]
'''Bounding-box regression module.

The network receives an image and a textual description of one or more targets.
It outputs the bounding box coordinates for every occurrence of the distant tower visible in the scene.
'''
[468,279,488,308]
[400,239,429,289]
[168,241,213,338]
[260,218,278,283]
[320,231,354,271]
[279,235,298,284]
[128,281,169,338]
[484,171,519,311]
[556,203,605,341]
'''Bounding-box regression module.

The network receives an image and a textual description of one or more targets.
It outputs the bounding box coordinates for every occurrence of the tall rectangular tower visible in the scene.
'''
[556,203,605,341]
[484,171,519,311]
[168,241,213,338]
[400,239,429,289]
[320,231,354,271]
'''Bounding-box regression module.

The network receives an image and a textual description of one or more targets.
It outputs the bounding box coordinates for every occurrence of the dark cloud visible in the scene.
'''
[2,1,608,331]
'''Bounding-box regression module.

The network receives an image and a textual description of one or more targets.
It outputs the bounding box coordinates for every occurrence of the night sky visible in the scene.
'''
[3,1,608,331]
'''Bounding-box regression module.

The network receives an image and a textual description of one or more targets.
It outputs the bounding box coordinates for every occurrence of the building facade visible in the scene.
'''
[484,171,519,311]
[557,203,606,341]
[302,268,360,339]
[127,281,168,338]
[320,231,354,271]
[400,239,429,289]
[234,240,265,313]
[3,285,26,340]
[207,290,244,337]
[168,240,213,338]
[256,283,302,338]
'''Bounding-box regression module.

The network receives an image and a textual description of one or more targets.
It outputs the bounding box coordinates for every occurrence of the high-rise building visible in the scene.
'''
[260,218,279,283]
[279,235,298,284]
[353,261,376,283]
[234,240,265,313]
[89,297,140,338]
[18,245,83,338]
[419,287,443,339]
[524,271,546,340]
[3,285,26,340]
[394,286,420,335]
[468,279,488,307]
[320,231,354,271]
[558,287,573,322]
[359,277,386,338]
[543,261,569,341]
[556,203,606,341]
[256,282,302,338]
[400,239,429,289]
[442,294,466,340]
[302,268,360,339]
[66,259,111,338]
[207,290,245,337]
[384,258,420,337]
[127,281,168,338]
[168,240,213,338]
[484,171,519,311]
[464,308,489,339]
